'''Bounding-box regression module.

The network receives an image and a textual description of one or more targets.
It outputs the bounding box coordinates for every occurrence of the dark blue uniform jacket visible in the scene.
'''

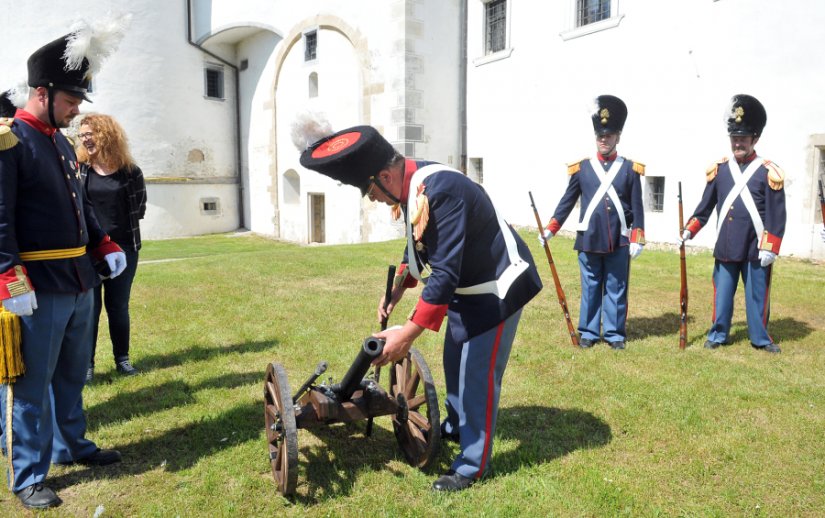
[0,114,107,294]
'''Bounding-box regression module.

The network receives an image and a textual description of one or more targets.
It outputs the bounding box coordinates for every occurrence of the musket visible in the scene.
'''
[528,192,579,347]
[366,264,396,436]
[678,181,688,350]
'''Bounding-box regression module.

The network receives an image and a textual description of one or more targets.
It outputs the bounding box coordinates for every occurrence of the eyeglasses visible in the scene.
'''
[77,132,94,140]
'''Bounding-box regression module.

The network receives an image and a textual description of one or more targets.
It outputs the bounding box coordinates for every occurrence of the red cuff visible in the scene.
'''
[547,218,562,235]
[685,217,702,236]
[630,228,645,245]
[0,265,34,300]
[760,231,782,254]
[396,263,419,289]
[90,235,123,261]
[409,297,447,332]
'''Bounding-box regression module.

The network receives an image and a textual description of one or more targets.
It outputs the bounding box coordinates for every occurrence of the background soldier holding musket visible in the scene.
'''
[538,95,646,350]
[679,94,786,353]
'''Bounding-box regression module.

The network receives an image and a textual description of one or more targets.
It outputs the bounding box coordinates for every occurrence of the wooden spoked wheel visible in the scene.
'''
[264,362,298,496]
[389,348,440,468]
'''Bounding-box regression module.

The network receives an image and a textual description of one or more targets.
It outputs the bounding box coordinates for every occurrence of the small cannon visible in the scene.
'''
[263,336,441,496]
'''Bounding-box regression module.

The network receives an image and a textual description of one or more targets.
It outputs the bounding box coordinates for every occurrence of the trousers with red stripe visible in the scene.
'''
[441,309,522,479]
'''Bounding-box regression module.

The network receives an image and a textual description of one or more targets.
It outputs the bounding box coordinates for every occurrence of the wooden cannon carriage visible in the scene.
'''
[264,336,441,496]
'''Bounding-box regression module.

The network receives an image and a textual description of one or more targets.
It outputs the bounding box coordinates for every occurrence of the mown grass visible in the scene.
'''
[1,230,823,517]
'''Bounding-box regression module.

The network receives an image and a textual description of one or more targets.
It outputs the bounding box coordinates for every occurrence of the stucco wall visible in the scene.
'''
[467,0,825,259]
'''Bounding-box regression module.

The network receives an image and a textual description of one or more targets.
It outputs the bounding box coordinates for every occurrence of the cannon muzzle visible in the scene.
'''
[331,337,384,400]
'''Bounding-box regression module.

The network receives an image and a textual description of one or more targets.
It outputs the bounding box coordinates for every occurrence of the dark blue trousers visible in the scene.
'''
[442,309,522,479]
[577,248,630,343]
[1,291,98,492]
[708,259,773,346]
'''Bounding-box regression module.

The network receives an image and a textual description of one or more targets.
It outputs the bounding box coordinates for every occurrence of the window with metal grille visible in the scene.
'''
[577,0,611,27]
[485,0,507,54]
[204,65,224,99]
[647,176,666,213]
[305,31,317,62]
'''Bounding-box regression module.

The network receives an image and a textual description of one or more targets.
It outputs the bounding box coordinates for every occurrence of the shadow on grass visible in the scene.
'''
[293,422,414,504]
[136,340,278,371]
[726,316,813,345]
[85,371,264,432]
[494,405,611,476]
[49,401,263,490]
[626,312,698,341]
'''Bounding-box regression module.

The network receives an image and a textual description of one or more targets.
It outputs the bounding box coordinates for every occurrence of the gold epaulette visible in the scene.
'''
[631,161,645,175]
[567,159,584,175]
[0,118,18,152]
[705,158,726,182]
[763,160,785,191]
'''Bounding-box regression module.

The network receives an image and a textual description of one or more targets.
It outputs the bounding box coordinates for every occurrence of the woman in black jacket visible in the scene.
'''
[77,114,147,381]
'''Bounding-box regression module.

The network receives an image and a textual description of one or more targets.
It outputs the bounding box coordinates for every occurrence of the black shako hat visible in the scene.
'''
[299,125,397,195]
[27,34,93,101]
[592,95,627,135]
[727,94,766,137]
[0,91,15,118]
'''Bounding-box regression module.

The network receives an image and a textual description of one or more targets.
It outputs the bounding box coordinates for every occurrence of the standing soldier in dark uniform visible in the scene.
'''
[680,94,785,353]
[0,19,129,510]
[539,95,646,350]
[294,122,543,491]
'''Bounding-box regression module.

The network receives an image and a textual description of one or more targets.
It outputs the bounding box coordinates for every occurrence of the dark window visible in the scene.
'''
[647,176,666,212]
[204,66,224,99]
[485,0,507,54]
[577,0,611,27]
[305,31,317,61]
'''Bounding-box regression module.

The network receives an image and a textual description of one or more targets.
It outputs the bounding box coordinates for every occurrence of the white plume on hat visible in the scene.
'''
[291,109,334,151]
[7,80,30,108]
[63,12,132,76]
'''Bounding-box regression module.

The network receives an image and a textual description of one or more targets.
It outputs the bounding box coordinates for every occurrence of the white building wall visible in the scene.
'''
[467,0,825,260]
[2,0,240,239]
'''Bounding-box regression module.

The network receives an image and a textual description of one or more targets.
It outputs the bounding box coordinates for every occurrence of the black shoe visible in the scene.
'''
[116,360,138,376]
[579,338,595,349]
[753,343,781,354]
[85,366,94,384]
[704,340,722,349]
[16,483,62,509]
[77,448,122,466]
[432,470,475,491]
[609,341,625,350]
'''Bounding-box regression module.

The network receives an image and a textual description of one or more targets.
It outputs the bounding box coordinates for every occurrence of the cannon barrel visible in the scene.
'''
[331,337,384,400]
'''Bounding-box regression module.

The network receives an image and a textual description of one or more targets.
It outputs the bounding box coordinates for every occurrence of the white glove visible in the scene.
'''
[629,243,643,259]
[820,227,825,243]
[678,230,692,246]
[105,251,127,279]
[758,250,777,267]
[537,228,554,245]
[2,292,38,316]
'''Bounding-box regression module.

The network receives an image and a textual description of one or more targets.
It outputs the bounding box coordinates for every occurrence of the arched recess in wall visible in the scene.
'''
[268,16,373,237]
[283,169,301,204]
[309,71,319,98]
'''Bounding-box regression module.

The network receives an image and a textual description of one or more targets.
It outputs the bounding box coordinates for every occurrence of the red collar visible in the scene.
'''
[15,109,57,137]
[399,158,418,205]
[597,152,618,162]
[737,151,757,165]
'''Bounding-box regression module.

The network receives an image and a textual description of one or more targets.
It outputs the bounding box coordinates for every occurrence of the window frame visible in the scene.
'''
[304,29,318,62]
[560,0,625,41]
[204,63,225,100]
[473,0,513,67]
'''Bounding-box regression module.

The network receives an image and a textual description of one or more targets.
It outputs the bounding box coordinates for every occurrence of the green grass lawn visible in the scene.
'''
[2,231,823,517]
